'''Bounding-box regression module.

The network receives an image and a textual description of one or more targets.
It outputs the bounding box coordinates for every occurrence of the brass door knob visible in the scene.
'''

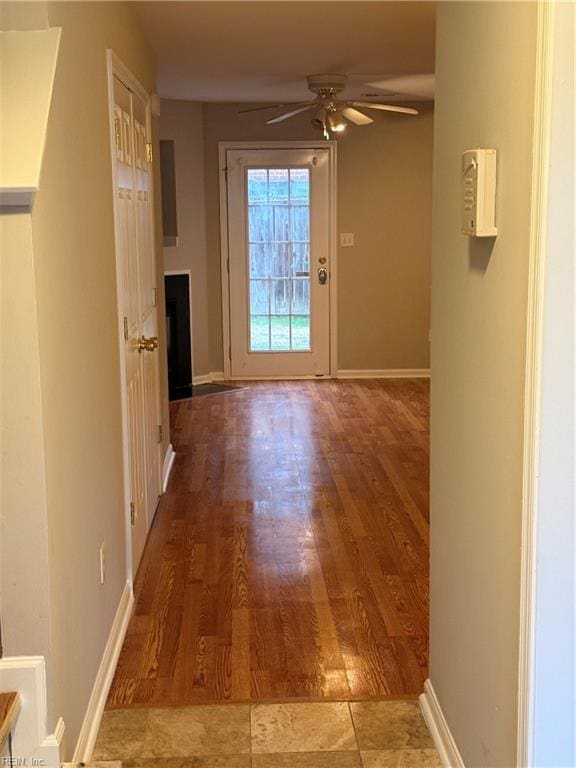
[136,336,159,353]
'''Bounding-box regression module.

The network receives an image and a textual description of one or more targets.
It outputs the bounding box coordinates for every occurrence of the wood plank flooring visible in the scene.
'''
[107,379,429,707]
[0,692,20,748]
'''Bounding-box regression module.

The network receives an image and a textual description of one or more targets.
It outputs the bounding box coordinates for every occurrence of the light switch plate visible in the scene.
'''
[340,233,355,247]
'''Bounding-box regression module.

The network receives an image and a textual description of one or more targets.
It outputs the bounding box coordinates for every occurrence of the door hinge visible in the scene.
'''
[152,286,157,307]
[228,345,232,361]
[157,424,163,444]
[223,166,229,182]
[123,316,129,340]
[146,142,153,163]
[227,258,230,274]
[130,501,135,526]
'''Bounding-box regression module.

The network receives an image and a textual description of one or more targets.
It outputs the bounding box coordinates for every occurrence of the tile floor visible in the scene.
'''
[92,700,441,767]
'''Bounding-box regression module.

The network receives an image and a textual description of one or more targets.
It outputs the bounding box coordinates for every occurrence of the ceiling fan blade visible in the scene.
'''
[367,74,435,100]
[351,101,419,116]
[266,105,315,124]
[342,107,374,126]
[239,101,310,115]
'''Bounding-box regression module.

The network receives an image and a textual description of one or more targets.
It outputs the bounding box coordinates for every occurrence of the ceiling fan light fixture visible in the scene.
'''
[327,110,347,133]
[244,74,419,136]
[311,106,327,129]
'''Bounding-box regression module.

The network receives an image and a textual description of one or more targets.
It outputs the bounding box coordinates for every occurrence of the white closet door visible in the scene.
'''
[113,75,160,573]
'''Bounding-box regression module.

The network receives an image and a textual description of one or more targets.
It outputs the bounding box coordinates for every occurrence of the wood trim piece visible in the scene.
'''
[419,680,465,768]
[337,368,430,379]
[0,692,21,748]
[0,657,64,767]
[162,444,176,493]
[192,371,225,385]
[517,3,556,765]
[106,50,148,103]
[219,143,232,380]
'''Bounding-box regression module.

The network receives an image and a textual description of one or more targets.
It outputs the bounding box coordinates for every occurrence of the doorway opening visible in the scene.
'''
[220,142,338,380]
[165,272,193,401]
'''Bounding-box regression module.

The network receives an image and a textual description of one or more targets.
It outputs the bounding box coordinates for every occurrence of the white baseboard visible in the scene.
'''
[420,679,465,768]
[192,371,225,385]
[162,443,176,493]
[337,368,431,379]
[0,656,65,767]
[72,581,134,763]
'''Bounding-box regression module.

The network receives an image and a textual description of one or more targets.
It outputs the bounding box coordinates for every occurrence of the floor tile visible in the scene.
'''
[93,709,150,760]
[350,701,434,751]
[251,702,357,753]
[253,753,362,767]
[143,706,251,757]
[93,706,250,760]
[360,749,442,767]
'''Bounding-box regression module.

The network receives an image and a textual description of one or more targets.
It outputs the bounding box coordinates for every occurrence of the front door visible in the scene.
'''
[112,72,161,573]
[225,147,333,378]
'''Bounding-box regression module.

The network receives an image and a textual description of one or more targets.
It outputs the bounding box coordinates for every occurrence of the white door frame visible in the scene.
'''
[218,141,338,379]
[106,50,162,582]
[164,269,195,384]
[517,1,573,764]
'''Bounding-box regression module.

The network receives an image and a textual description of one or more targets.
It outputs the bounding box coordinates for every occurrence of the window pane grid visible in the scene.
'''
[247,168,310,352]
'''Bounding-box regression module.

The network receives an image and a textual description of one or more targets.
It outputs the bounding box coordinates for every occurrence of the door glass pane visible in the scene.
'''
[250,279,269,314]
[250,316,270,351]
[291,316,310,350]
[271,244,290,277]
[273,205,289,241]
[248,205,270,242]
[269,169,289,203]
[292,278,310,314]
[271,315,291,350]
[246,168,311,352]
[249,243,269,277]
[271,279,290,314]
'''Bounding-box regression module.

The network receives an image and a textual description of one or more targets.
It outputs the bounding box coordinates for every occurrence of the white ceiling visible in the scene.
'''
[134,2,436,103]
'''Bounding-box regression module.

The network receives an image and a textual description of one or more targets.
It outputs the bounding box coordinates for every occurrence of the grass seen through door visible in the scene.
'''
[250,315,310,351]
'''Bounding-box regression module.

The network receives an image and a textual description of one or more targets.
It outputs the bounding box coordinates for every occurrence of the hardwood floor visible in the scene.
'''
[107,379,430,708]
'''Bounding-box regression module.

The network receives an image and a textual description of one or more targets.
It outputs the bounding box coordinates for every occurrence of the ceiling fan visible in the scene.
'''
[239,74,419,139]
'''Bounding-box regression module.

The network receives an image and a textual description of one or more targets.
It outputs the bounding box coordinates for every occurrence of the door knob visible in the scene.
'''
[318,267,328,285]
[136,336,159,353]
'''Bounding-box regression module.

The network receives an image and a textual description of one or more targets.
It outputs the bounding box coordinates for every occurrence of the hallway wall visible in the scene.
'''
[161,99,434,377]
[161,100,211,378]
[429,2,538,766]
[1,0,168,756]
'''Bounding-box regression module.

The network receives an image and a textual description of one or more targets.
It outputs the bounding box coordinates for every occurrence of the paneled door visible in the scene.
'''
[225,146,334,378]
[112,70,161,574]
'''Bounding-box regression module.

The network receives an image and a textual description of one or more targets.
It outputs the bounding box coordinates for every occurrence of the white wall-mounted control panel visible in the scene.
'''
[461,148,498,237]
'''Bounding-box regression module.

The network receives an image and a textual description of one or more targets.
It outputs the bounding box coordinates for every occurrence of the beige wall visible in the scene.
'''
[0,213,54,686]
[1,1,168,755]
[161,100,433,376]
[429,3,537,766]
[161,100,211,377]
